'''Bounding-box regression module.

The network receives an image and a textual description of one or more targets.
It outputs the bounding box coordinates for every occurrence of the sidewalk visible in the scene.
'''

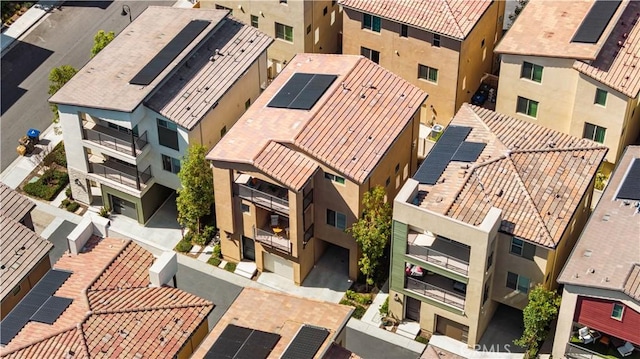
[1,1,58,56]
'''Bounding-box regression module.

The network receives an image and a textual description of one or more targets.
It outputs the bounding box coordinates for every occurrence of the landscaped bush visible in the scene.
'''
[213,243,221,259]
[43,142,67,168]
[65,186,72,199]
[415,336,429,344]
[23,170,69,200]
[207,256,221,267]
[379,297,389,316]
[339,298,367,319]
[595,171,608,191]
[344,290,372,305]
[66,201,80,212]
[224,262,236,272]
[175,240,193,253]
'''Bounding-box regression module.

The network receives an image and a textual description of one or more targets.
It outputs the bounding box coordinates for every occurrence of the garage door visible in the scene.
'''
[263,252,293,280]
[436,316,469,343]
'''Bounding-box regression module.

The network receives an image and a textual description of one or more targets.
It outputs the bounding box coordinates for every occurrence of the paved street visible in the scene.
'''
[1,0,170,171]
[345,324,421,359]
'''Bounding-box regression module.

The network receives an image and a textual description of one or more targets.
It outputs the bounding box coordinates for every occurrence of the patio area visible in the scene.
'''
[567,334,640,359]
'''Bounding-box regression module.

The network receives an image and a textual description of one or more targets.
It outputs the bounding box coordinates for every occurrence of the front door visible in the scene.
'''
[242,236,255,261]
[111,195,138,221]
[406,296,421,321]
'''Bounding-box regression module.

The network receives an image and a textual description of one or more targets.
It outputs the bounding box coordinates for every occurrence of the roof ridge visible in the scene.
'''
[511,146,608,154]
[86,239,133,292]
[442,0,464,38]
[92,300,214,315]
[0,326,80,356]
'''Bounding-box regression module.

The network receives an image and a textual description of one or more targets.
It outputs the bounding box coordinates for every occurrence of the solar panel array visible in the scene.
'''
[281,325,330,359]
[267,73,337,110]
[451,141,487,162]
[129,20,211,86]
[571,0,621,43]
[616,159,640,201]
[205,324,281,359]
[0,269,73,345]
[414,126,473,185]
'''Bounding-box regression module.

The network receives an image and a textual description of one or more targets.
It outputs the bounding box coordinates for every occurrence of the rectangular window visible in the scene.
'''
[361,47,380,64]
[486,251,494,271]
[385,176,391,186]
[481,38,485,47]
[215,4,232,14]
[482,282,490,305]
[12,285,21,296]
[595,89,607,106]
[611,303,624,320]
[250,15,259,28]
[400,24,408,37]
[324,172,345,184]
[245,99,251,110]
[327,209,347,230]
[418,64,438,83]
[241,203,250,214]
[362,14,381,32]
[506,272,530,294]
[275,22,293,42]
[162,154,181,174]
[395,163,400,173]
[521,61,543,82]
[516,96,539,118]
[220,126,227,138]
[432,34,441,47]
[583,123,606,143]
[323,6,328,15]
[510,237,535,260]
[307,25,311,34]
[157,119,179,150]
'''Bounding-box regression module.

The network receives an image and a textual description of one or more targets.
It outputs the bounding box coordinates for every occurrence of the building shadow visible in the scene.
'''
[61,1,113,9]
[1,40,53,115]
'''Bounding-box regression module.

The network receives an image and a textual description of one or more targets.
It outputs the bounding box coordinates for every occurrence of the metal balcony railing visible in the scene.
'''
[238,183,289,214]
[90,161,151,191]
[405,277,465,310]
[407,245,470,276]
[83,126,148,157]
[565,343,607,359]
[254,227,292,254]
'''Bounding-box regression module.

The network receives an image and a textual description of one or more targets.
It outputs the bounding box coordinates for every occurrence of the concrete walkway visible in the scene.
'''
[347,318,426,357]
[1,1,57,56]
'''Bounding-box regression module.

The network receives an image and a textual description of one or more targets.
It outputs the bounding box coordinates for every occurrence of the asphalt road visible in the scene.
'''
[1,0,171,171]
[345,326,422,359]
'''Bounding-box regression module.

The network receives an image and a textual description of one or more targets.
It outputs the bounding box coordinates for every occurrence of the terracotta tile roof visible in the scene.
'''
[49,7,229,112]
[254,142,319,191]
[1,237,213,358]
[0,183,35,222]
[339,0,493,40]
[192,287,353,358]
[559,146,640,300]
[0,216,53,301]
[573,1,640,98]
[146,17,273,130]
[418,104,607,248]
[207,54,426,189]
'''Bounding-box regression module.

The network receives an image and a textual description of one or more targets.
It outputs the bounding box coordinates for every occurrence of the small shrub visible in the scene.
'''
[352,305,366,319]
[213,243,222,258]
[99,206,110,218]
[43,142,67,168]
[224,262,236,272]
[175,240,193,253]
[66,201,80,212]
[61,198,71,208]
[594,172,608,191]
[23,170,69,200]
[339,299,351,306]
[193,233,207,246]
[415,336,429,345]
[65,187,72,199]
[355,293,372,305]
[345,290,357,301]
[379,297,389,316]
[207,256,221,266]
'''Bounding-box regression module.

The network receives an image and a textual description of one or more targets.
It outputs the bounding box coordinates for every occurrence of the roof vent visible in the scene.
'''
[587,268,595,274]
[495,189,503,197]
[0,265,5,270]
[583,249,592,257]
[602,213,610,221]
[623,200,631,206]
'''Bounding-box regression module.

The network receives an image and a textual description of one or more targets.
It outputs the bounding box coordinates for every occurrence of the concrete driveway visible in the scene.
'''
[479,304,526,353]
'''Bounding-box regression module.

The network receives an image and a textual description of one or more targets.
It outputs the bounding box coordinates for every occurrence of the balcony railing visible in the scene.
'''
[254,227,292,254]
[407,245,469,276]
[83,125,148,157]
[90,161,152,191]
[238,183,289,214]
[405,277,465,310]
[565,343,606,359]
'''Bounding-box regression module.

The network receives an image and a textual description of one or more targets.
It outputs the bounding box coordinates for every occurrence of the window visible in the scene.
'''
[220,126,227,138]
[215,4,232,14]
[12,285,21,296]
[362,14,381,32]
[506,272,530,293]
[107,122,138,136]
[481,38,485,47]
[395,163,400,173]
[162,154,181,174]
[245,99,251,110]
[251,15,259,28]
[583,123,606,143]
[486,251,493,271]
[595,89,607,106]
[611,303,624,320]
[157,119,179,150]
[482,282,490,305]
[521,61,543,82]
[385,177,391,186]
[516,96,539,118]
[327,209,347,230]
[510,237,535,260]
[432,34,441,47]
[323,6,328,15]
[400,24,408,37]
[241,203,250,214]
[324,172,345,184]
[418,64,438,83]
[275,22,293,42]
[361,47,380,64]
[307,25,311,34]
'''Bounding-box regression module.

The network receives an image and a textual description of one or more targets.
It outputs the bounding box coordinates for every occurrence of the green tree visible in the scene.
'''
[177,144,214,236]
[48,65,78,123]
[348,186,391,288]
[508,0,529,28]
[91,30,115,57]
[514,285,561,358]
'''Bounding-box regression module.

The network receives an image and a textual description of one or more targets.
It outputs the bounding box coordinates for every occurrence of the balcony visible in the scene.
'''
[405,273,466,310]
[407,232,470,276]
[236,175,289,214]
[254,227,292,254]
[89,160,152,191]
[566,327,640,359]
[82,122,148,157]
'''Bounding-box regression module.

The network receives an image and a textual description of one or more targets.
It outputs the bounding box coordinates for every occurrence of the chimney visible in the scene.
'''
[149,252,178,287]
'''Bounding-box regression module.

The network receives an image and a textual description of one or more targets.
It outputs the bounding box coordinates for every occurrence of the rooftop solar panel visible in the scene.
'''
[452,142,486,162]
[413,126,472,185]
[616,159,640,201]
[267,73,337,110]
[130,20,211,86]
[30,296,73,324]
[205,324,280,359]
[571,0,621,43]
[281,325,329,359]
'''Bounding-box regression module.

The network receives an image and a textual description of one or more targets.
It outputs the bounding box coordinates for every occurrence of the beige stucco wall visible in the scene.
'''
[201,0,341,77]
